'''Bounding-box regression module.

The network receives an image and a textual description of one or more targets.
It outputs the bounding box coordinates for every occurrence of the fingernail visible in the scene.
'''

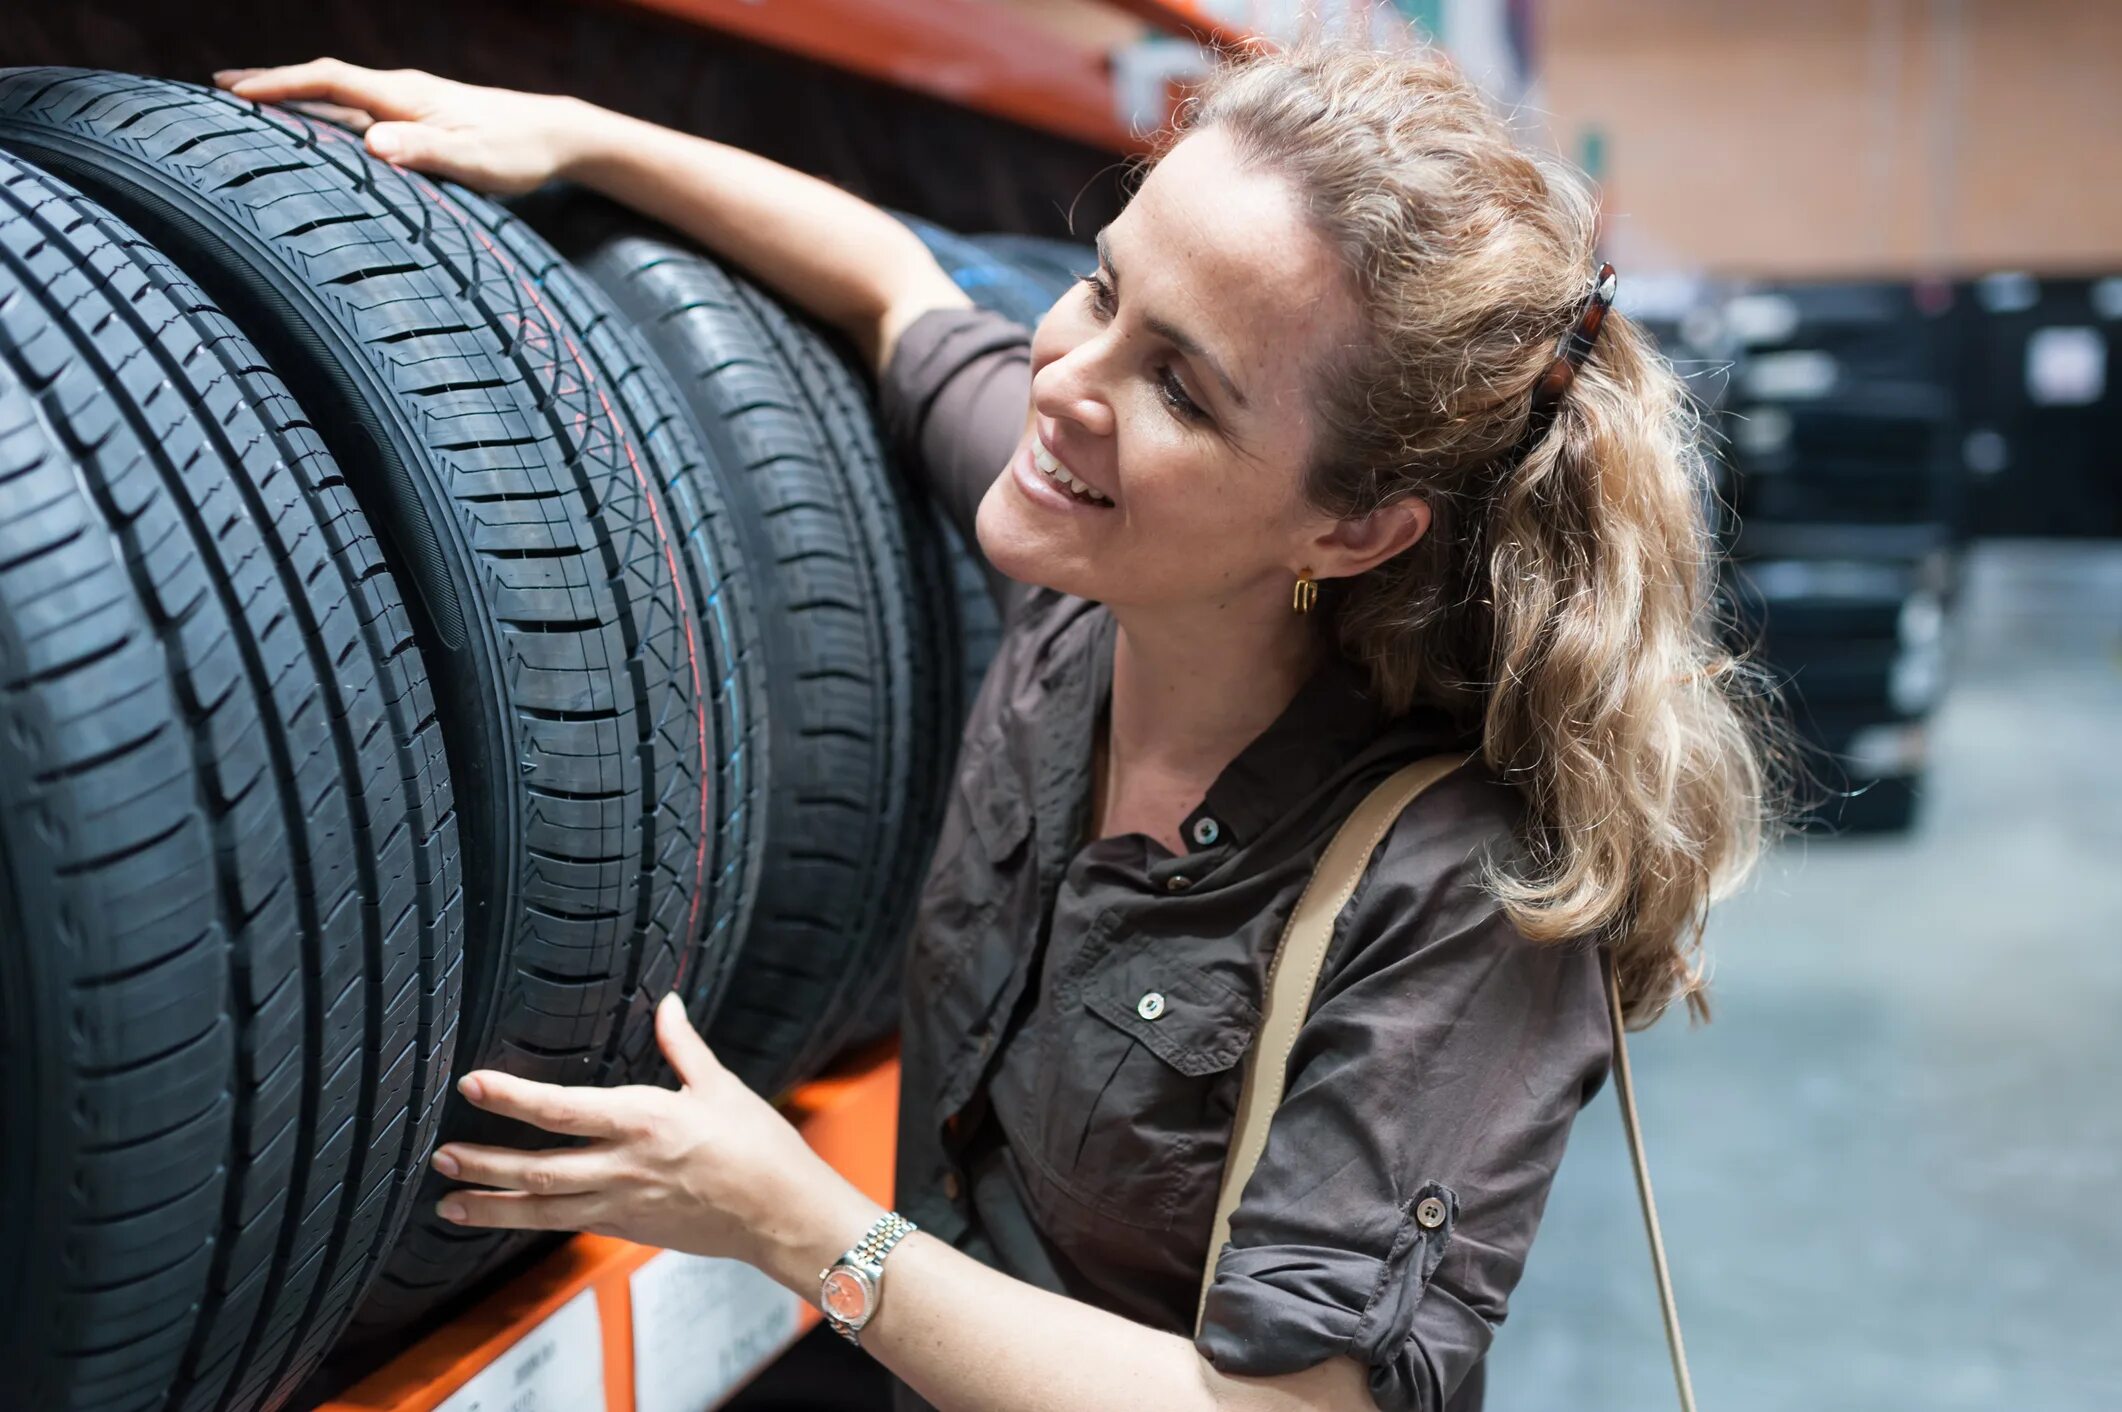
[212,70,236,83]
[431,1149,460,1177]
[367,130,399,159]
[437,1198,467,1223]
[458,1074,484,1102]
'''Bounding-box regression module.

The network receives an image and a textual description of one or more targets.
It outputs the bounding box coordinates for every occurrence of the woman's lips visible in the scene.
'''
[1009,437,1113,515]
[1031,435,1114,504]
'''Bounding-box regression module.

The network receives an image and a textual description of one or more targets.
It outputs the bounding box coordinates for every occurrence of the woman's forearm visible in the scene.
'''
[755,1174,1361,1412]
[561,102,969,368]
[760,1181,1221,1412]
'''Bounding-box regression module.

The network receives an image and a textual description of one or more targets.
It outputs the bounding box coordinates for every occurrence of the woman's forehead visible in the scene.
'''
[1119,130,1354,414]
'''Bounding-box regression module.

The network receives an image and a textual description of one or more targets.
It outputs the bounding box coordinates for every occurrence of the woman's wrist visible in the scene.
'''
[752,1165,890,1300]
[548,97,647,187]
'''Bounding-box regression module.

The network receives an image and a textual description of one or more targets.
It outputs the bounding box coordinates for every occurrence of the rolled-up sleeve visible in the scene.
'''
[876,305,1035,622]
[1194,771,1614,1410]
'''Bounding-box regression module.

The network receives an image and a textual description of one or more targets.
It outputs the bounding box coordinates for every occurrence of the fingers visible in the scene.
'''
[435,1188,605,1233]
[655,991,726,1090]
[218,59,428,119]
[361,120,459,173]
[358,120,490,187]
[457,1069,629,1139]
[432,1141,616,1196]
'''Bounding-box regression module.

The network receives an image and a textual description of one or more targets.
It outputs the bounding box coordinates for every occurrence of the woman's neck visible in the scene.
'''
[1093,601,1327,846]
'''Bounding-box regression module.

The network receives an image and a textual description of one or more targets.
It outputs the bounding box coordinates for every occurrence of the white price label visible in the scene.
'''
[631,1252,808,1412]
[2025,326,2107,406]
[434,1288,604,1412]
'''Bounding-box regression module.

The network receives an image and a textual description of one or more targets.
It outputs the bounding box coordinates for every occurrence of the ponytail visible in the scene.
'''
[1477,310,1778,1024]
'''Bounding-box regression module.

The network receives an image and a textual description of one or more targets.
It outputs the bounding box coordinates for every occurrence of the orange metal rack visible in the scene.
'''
[606,0,1246,152]
[314,1046,902,1412]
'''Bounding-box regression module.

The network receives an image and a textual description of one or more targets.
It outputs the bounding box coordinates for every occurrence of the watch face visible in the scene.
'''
[822,1267,874,1324]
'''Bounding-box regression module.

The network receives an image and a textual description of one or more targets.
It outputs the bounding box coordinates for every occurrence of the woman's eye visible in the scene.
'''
[1157,369,1205,422]
[1076,271,1207,425]
[1079,270,1116,319]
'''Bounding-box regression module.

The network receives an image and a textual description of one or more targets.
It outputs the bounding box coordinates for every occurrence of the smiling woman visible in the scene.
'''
[205,29,1779,1412]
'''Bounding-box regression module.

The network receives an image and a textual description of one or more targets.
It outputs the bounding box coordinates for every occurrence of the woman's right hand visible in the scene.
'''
[214,60,606,196]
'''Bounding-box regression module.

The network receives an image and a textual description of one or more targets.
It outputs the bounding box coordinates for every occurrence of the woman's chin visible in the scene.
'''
[975,493,1104,602]
[981,531,1097,601]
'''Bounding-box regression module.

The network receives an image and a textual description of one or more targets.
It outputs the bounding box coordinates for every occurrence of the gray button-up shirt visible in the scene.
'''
[877,306,1613,1411]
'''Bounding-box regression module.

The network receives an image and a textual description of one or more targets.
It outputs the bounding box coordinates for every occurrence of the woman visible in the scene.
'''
[218,34,1773,1411]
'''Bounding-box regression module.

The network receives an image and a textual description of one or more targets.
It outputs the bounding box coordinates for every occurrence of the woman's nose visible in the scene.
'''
[1031,347,1116,441]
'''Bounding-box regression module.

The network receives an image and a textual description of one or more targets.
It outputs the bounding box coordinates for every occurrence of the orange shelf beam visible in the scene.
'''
[1101,0,1251,49]
[609,0,1160,151]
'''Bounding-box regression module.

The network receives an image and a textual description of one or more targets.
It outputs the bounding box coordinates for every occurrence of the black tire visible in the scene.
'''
[0,151,459,1412]
[826,218,1070,1066]
[966,231,1095,306]
[0,71,767,1332]
[534,200,962,1098]
[934,510,1005,734]
[892,211,1068,329]
[340,189,771,1338]
[891,215,1059,720]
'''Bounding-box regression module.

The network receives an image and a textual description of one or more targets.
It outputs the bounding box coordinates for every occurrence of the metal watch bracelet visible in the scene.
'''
[817,1211,917,1346]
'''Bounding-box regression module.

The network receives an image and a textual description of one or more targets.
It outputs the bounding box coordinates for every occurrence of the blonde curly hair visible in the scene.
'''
[1155,33,1786,1025]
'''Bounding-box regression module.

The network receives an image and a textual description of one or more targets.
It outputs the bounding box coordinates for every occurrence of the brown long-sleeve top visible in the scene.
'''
[873,305,1614,1411]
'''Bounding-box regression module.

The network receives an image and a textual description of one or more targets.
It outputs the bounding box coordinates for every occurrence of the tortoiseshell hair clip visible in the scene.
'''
[1520,262,1618,447]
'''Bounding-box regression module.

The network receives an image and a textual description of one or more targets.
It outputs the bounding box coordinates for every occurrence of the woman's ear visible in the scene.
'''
[1308,496,1432,580]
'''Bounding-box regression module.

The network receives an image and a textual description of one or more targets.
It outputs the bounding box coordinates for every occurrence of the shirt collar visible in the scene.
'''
[1047,606,1469,860]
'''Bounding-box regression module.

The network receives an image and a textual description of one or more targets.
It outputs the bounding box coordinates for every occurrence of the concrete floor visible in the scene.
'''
[1490,541,2122,1411]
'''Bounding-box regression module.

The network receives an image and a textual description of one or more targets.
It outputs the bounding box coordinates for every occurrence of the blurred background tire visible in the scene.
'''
[1719,281,1965,833]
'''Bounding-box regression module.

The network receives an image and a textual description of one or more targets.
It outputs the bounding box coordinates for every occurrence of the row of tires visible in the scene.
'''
[0,68,1004,1412]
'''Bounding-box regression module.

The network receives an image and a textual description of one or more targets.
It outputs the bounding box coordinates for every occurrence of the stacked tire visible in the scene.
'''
[531,196,969,1099]
[0,144,461,1412]
[0,68,986,1411]
[1717,281,1962,833]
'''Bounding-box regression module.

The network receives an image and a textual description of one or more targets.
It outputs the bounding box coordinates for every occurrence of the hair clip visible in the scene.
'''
[1524,262,1618,430]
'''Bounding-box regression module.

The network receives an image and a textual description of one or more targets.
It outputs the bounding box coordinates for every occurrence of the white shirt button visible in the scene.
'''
[1136,991,1167,1021]
[1191,816,1220,847]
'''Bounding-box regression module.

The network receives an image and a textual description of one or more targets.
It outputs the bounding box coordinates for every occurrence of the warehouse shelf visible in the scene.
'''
[605,0,1251,151]
[314,1045,902,1412]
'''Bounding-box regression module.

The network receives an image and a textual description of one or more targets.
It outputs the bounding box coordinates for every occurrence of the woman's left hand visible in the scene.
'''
[431,994,875,1278]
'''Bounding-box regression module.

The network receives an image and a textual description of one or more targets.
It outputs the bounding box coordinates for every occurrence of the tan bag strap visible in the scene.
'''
[1192,756,1700,1412]
[1194,752,1467,1334]
[1602,947,1699,1411]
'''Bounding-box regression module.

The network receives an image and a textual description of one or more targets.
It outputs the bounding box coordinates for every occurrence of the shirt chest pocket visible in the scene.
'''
[1012,941,1262,1234]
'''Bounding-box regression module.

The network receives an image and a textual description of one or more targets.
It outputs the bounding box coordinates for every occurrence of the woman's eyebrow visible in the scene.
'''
[1094,229,1250,412]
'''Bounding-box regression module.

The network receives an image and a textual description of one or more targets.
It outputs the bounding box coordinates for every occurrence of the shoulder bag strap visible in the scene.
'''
[1602,945,1700,1411]
[1194,752,1467,1334]
[1193,758,1700,1412]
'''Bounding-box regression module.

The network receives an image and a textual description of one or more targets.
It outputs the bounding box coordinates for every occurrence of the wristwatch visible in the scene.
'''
[817,1211,917,1346]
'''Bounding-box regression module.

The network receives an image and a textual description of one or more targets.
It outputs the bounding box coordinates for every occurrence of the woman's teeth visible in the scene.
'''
[1032,442,1114,506]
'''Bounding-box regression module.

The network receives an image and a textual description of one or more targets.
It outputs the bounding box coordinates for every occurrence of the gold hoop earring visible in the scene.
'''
[1292,571,1319,614]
